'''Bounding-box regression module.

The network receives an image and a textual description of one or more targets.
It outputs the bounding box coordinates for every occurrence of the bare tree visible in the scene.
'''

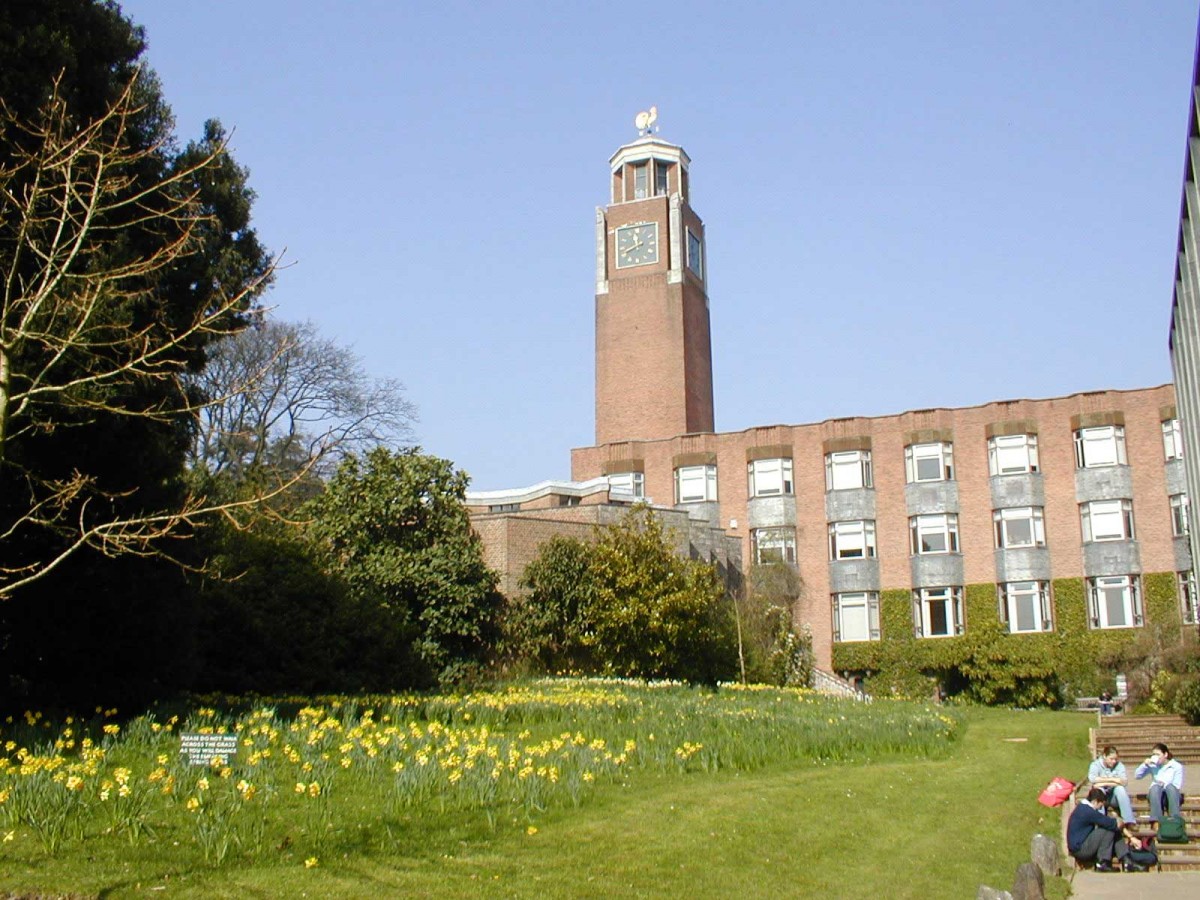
[188,318,417,480]
[0,75,301,596]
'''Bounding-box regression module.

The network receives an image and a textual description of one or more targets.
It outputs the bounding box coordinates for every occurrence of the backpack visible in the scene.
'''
[1126,841,1159,870]
[1158,814,1188,844]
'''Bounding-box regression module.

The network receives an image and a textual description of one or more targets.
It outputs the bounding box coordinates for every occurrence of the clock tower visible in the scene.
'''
[594,126,714,445]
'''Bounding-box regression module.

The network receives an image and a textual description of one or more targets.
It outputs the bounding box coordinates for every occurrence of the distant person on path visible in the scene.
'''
[1135,742,1185,823]
[1099,689,1114,716]
[1088,745,1135,825]
[1067,787,1126,871]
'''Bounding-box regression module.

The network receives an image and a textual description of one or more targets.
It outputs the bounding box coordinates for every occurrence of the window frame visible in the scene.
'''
[633,162,648,199]
[1163,418,1184,461]
[1086,575,1143,630]
[751,526,797,566]
[687,228,703,277]
[909,513,960,555]
[833,592,881,642]
[998,580,1053,634]
[1074,425,1127,469]
[1171,493,1190,537]
[828,519,877,560]
[988,433,1039,476]
[1080,498,1135,543]
[825,449,873,491]
[607,471,644,499]
[747,457,794,498]
[913,586,964,638]
[993,506,1046,549]
[905,442,954,483]
[1178,571,1199,625]
[674,464,717,504]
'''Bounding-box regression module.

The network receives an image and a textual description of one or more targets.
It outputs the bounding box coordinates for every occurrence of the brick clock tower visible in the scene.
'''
[594,120,714,445]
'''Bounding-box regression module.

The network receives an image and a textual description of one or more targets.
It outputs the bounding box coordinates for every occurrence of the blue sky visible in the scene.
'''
[120,1,1199,490]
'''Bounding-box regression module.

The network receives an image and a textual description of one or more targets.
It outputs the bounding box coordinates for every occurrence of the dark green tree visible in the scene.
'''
[513,506,738,683]
[307,448,504,687]
[739,563,813,686]
[0,1,272,704]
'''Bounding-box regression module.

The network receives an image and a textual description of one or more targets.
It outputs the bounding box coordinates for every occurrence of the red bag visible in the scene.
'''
[1038,776,1075,807]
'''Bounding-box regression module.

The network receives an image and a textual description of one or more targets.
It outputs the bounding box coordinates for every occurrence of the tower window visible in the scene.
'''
[655,160,670,196]
[633,163,648,199]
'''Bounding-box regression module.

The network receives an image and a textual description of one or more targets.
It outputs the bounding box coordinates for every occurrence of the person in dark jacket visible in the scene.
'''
[1067,787,1143,871]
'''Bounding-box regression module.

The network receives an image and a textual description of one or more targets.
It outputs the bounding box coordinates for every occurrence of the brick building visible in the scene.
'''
[470,125,1199,682]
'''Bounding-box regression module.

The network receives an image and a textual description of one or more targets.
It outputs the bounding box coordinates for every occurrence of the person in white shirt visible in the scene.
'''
[1134,742,1185,823]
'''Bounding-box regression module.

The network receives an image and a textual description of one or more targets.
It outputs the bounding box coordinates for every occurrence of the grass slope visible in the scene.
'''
[0,706,1088,898]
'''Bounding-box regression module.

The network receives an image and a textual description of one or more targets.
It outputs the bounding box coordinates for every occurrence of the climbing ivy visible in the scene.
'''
[830,572,1188,706]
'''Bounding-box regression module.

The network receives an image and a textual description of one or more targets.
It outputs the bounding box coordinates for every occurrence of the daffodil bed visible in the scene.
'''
[0,679,964,893]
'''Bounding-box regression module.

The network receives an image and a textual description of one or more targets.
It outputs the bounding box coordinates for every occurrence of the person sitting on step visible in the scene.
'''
[1134,742,1185,825]
[1067,787,1128,872]
[1088,745,1135,826]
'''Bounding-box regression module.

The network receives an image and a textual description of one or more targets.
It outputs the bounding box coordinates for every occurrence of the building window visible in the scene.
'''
[675,464,717,503]
[999,581,1053,633]
[993,507,1046,549]
[1087,575,1143,629]
[1074,425,1127,469]
[905,442,954,483]
[988,434,1039,475]
[913,586,964,637]
[655,159,670,196]
[607,472,644,499]
[751,527,796,565]
[1080,499,1135,542]
[633,163,648,199]
[828,520,877,560]
[747,458,793,498]
[833,592,880,642]
[488,503,519,513]
[1171,493,1190,537]
[1179,571,1199,625]
[1163,418,1184,461]
[687,228,703,277]
[910,513,959,555]
[557,495,581,507]
[825,450,873,490]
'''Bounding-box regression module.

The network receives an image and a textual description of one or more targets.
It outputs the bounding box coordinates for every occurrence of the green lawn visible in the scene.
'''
[0,693,1089,898]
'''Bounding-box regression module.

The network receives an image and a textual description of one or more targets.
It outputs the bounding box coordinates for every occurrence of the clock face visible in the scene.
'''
[616,223,658,268]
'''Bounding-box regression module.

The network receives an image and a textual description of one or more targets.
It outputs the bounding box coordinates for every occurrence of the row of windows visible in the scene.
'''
[619,422,1186,504]
[832,572,1200,642]
[751,493,1188,565]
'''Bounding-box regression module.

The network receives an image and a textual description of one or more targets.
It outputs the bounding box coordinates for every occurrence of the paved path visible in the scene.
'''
[1069,869,1200,898]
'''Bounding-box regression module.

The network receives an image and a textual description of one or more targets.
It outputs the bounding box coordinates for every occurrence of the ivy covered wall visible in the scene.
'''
[831,572,1185,706]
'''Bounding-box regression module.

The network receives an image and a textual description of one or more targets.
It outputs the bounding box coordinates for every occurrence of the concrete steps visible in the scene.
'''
[1074,715,1200,870]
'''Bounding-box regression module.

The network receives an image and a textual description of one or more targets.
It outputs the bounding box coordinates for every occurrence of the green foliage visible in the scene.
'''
[307,447,503,688]
[510,506,739,683]
[740,564,814,686]
[832,574,1190,707]
[507,536,598,673]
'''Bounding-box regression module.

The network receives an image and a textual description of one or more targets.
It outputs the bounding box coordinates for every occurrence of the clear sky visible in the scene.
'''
[119,0,1199,490]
